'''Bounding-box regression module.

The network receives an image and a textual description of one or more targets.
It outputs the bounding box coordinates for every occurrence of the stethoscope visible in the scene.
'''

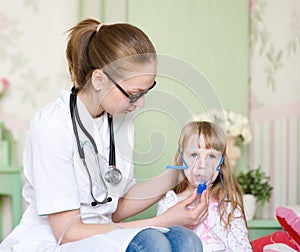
[69,87,122,206]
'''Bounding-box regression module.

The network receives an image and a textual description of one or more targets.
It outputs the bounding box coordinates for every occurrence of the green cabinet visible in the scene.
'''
[0,123,22,241]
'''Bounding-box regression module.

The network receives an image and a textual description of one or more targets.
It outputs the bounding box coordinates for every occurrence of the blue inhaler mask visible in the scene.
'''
[167,148,223,184]
[167,149,224,207]
[191,155,224,209]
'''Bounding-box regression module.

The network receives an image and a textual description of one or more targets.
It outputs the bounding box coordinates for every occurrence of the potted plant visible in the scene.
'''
[236,166,273,220]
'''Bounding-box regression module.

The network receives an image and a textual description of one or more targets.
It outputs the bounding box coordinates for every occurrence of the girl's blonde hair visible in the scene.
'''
[173,121,246,228]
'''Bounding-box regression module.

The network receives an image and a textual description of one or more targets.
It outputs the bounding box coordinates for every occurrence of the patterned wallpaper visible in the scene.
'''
[250,0,300,107]
[249,0,300,218]
[0,0,78,162]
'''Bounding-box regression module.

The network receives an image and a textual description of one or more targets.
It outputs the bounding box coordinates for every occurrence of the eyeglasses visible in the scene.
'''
[103,71,156,103]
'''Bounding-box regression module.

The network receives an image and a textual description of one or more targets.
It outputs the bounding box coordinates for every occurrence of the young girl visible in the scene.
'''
[157,121,253,251]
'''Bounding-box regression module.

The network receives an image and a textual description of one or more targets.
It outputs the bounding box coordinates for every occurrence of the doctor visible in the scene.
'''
[0,18,208,252]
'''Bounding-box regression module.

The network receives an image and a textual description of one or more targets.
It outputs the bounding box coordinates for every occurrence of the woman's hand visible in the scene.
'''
[158,190,209,229]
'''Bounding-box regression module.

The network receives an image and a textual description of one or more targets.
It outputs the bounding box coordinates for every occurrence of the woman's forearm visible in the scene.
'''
[112,169,178,222]
[48,210,118,244]
[49,191,208,244]
[117,191,208,230]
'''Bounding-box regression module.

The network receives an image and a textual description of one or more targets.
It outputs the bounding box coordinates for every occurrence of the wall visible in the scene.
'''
[129,0,249,219]
[126,0,249,168]
[0,0,78,160]
[249,0,300,218]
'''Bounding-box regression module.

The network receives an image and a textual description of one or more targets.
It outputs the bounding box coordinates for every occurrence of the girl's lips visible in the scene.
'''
[193,174,207,183]
[194,174,207,178]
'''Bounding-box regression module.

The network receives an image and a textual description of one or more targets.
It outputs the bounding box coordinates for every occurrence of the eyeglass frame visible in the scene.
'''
[103,71,156,103]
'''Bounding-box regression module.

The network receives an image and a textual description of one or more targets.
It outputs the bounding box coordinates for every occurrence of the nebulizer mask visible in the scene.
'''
[167,147,224,207]
[188,150,224,206]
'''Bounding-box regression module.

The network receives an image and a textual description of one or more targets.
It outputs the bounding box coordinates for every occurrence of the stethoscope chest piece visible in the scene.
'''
[105,166,122,184]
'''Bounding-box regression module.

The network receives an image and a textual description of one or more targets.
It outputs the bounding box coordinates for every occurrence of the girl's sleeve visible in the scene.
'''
[156,190,178,216]
[226,209,253,251]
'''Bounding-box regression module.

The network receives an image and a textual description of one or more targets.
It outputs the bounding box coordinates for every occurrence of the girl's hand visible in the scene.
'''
[159,190,209,229]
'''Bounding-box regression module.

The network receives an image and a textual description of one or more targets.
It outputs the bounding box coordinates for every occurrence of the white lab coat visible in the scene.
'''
[0,90,162,252]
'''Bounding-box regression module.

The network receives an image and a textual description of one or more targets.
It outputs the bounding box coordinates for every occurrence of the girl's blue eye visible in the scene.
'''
[209,154,216,159]
[191,153,197,158]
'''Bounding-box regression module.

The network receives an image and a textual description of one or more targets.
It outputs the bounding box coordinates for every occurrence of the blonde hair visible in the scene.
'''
[172,121,246,228]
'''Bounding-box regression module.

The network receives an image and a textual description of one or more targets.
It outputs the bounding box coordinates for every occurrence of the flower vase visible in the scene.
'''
[226,136,241,168]
[243,194,256,220]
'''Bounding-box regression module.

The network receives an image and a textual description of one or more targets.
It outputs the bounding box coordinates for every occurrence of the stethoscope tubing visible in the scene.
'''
[69,90,113,205]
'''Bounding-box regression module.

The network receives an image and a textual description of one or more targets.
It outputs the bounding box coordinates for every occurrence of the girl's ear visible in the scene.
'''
[91,69,104,91]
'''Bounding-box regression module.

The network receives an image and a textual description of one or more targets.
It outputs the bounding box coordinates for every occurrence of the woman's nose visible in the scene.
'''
[133,96,145,107]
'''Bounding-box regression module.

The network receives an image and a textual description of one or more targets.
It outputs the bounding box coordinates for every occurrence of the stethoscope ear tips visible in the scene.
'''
[91,197,112,206]
[91,201,98,207]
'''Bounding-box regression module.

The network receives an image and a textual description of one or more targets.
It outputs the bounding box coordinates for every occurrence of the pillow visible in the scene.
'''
[276,206,300,251]
[263,243,298,252]
[285,205,300,217]
[251,231,297,252]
